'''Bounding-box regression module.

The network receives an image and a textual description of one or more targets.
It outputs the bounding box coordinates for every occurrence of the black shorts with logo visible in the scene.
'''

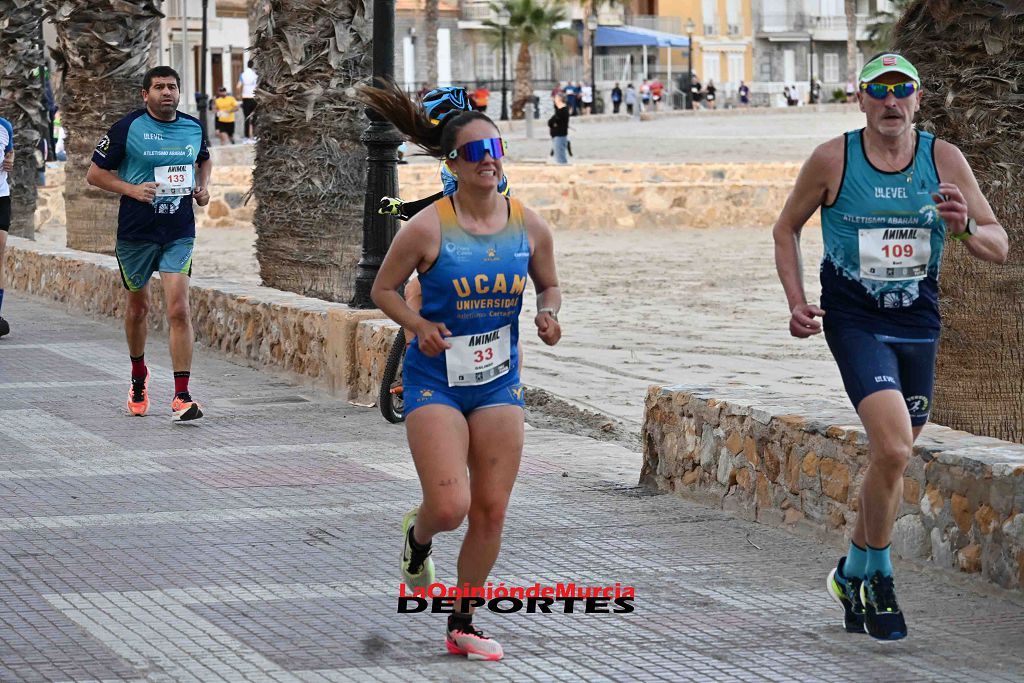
[0,195,11,231]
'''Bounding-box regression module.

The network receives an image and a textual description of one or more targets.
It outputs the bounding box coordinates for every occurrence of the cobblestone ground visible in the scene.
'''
[1,294,1023,683]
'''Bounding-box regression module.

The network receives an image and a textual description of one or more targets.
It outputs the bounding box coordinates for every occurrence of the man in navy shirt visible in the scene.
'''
[87,66,212,422]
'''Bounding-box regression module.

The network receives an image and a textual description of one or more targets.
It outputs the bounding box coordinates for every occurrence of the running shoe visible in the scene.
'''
[826,556,865,633]
[446,622,504,661]
[860,571,908,640]
[0,316,9,338]
[400,506,435,590]
[171,394,204,422]
[127,371,150,417]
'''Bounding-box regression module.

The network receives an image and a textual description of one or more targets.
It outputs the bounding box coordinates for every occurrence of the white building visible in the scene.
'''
[159,0,253,116]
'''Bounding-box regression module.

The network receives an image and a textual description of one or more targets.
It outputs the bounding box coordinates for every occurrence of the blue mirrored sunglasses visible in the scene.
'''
[860,81,917,99]
[447,137,507,162]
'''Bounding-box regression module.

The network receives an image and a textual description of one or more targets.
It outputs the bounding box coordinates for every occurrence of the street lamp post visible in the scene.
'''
[351,0,404,308]
[685,18,695,110]
[808,30,816,104]
[587,12,598,114]
[196,0,210,140]
[497,8,510,121]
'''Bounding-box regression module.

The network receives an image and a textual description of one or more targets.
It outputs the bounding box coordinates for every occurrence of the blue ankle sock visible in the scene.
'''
[865,544,893,578]
[0,288,5,313]
[844,542,868,579]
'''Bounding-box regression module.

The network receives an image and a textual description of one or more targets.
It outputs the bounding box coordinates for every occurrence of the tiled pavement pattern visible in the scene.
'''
[1,294,1023,683]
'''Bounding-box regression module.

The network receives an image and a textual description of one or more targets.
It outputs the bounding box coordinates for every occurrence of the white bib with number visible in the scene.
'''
[445,325,512,387]
[154,164,194,197]
[858,227,931,281]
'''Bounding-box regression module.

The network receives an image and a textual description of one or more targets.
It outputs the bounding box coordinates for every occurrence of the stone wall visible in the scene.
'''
[642,385,1024,591]
[35,162,808,233]
[4,236,384,398]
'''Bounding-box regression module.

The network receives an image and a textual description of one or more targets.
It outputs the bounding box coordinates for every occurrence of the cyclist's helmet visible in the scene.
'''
[422,86,473,126]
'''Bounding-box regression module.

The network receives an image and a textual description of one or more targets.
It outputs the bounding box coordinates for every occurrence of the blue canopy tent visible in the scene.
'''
[593,25,691,89]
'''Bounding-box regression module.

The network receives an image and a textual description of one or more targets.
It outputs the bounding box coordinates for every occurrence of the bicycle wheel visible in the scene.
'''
[379,329,407,424]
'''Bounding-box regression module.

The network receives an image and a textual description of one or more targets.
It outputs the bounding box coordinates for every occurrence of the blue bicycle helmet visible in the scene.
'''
[421,87,473,125]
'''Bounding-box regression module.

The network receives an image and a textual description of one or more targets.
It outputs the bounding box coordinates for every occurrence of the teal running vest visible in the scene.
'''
[820,129,945,335]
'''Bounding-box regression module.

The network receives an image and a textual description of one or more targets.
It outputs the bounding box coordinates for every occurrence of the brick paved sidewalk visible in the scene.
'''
[1,294,1022,683]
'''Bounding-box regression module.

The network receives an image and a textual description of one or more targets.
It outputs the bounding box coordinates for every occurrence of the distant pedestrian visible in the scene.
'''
[611,82,623,114]
[625,83,637,115]
[565,82,578,116]
[738,80,750,107]
[705,80,717,109]
[548,92,570,164]
[237,60,259,141]
[690,75,703,108]
[640,79,651,110]
[581,83,593,114]
[845,80,856,103]
[650,81,663,111]
[472,84,490,112]
[572,81,583,115]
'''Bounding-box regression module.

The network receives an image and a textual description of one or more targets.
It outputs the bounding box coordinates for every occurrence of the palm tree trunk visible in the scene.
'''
[512,41,533,119]
[845,0,858,83]
[47,0,163,254]
[250,0,371,302]
[895,1,1024,442]
[425,0,439,87]
[0,0,45,239]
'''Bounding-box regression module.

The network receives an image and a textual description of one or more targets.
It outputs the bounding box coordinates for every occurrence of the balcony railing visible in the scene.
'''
[461,2,494,22]
[632,15,682,34]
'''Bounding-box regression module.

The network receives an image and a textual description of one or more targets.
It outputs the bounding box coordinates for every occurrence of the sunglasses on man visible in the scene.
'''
[859,81,918,100]
[447,137,507,162]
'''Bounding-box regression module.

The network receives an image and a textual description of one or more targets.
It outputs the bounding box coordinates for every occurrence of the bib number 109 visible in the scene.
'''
[881,244,914,259]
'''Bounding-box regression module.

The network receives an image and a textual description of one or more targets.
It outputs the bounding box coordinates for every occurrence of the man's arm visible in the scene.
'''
[934,140,1008,265]
[85,163,156,203]
[772,137,841,337]
[1,118,13,172]
[192,156,212,207]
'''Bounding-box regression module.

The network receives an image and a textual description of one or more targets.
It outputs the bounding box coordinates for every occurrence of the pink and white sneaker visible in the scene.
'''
[445,622,503,661]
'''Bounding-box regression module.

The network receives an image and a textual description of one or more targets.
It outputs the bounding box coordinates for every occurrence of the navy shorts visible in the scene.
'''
[0,195,10,231]
[824,326,938,426]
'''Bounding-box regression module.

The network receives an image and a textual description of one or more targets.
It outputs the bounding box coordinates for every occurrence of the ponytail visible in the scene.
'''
[354,79,500,159]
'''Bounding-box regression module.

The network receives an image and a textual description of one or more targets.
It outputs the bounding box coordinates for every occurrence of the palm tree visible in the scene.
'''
[249,0,372,302]
[844,0,858,83]
[895,1,1023,442]
[866,0,911,51]
[0,0,45,239]
[47,0,163,254]
[425,0,439,87]
[484,0,572,118]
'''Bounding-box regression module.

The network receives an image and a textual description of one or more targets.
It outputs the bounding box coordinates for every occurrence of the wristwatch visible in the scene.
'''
[952,217,977,241]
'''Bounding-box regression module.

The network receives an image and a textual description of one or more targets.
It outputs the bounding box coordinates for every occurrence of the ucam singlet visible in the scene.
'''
[820,129,946,337]
[403,196,531,415]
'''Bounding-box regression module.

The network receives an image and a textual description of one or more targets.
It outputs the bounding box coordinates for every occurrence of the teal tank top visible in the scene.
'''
[820,129,945,335]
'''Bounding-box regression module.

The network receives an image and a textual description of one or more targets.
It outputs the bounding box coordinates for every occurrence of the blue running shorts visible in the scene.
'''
[115,237,194,292]
[404,375,526,417]
[824,326,938,426]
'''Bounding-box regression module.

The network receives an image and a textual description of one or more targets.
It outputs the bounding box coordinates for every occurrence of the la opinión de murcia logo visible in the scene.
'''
[398,582,636,614]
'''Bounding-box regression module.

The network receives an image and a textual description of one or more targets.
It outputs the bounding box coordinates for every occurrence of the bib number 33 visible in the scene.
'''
[445,325,512,387]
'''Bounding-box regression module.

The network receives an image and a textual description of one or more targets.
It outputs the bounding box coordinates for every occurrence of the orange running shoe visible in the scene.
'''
[127,372,150,417]
[171,394,204,422]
